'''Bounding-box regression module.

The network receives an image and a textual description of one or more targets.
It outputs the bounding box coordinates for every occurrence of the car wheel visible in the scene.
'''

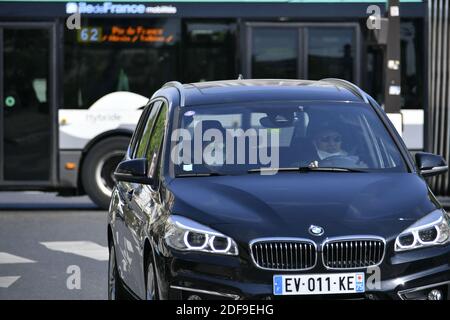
[108,243,125,300]
[82,136,130,209]
[145,256,159,300]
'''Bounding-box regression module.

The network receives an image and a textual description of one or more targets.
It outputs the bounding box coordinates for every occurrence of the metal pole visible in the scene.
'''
[384,0,402,113]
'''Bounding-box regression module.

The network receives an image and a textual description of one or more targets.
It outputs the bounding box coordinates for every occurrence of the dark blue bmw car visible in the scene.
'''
[107,79,450,300]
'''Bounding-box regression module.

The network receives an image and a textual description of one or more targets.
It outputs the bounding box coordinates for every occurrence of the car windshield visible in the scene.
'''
[170,101,408,176]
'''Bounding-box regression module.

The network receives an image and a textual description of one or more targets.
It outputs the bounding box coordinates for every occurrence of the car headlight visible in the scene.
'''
[395,209,450,252]
[164,215,238,255]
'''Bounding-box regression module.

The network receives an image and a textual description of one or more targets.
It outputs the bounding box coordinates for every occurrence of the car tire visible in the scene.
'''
[81,136,129,209]
[108,243,126,300]
[145,253,159,300]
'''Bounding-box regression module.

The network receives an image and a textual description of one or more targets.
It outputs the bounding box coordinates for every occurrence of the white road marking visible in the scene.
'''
[0,276,20,288]
[40,241,108,261]
[0,252,36,264]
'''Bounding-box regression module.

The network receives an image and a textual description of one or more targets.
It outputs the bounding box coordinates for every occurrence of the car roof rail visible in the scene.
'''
[320,78,369,104]
[163,81,186,107]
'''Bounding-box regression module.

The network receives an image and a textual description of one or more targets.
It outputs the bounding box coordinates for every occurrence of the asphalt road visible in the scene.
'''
[1,191,449,301]
[0,192,108,300]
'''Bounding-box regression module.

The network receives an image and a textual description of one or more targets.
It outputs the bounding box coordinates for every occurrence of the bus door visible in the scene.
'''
[0,23,57,186]
[245,23,361,84]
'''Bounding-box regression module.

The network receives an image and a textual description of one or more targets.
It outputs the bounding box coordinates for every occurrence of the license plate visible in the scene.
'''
[273,272,365,295]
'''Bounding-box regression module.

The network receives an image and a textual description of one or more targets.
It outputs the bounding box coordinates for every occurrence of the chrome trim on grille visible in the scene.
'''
[321,236,386,270]
[249,237,317,271]
[170,285,240,300]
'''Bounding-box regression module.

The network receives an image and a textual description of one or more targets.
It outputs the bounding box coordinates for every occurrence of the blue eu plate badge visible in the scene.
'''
[355,273,365,292]
[273,276,283,295]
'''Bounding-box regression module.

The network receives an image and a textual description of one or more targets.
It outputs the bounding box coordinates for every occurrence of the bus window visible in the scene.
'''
[63,18,180,109]
[182,20,236,83]
[307,27,356,82]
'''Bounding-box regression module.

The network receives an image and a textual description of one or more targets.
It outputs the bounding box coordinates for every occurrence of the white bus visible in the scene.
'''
[58,92,147,208]
[0,0,431,209]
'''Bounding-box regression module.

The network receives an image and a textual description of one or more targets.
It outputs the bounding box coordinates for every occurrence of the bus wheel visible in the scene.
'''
[82,136,130,209]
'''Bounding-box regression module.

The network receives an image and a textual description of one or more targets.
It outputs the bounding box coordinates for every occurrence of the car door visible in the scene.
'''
[122,100,166,297]
[133,102,168,297]
[112,101,150,285]
[113,100,161,293]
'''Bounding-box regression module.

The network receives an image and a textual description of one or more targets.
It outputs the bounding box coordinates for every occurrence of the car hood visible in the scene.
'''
[167,172,439,242]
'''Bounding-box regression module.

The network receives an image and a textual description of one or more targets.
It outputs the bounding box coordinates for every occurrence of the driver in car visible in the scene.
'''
[312,124,367,168]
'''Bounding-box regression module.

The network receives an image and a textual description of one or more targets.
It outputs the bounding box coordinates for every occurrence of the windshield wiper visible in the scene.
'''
[298,166,367,173]
[248,166,367,174]
[176,172,229,178]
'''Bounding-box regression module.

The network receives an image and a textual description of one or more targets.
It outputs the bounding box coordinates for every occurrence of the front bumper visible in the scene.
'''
[155,243,450,300]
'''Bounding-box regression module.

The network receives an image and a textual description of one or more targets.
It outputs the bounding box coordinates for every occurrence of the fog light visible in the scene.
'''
[428,289,443,300]
[187,295,202,300]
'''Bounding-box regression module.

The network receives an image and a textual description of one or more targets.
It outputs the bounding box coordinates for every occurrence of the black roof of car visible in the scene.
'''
[159,79,368,107]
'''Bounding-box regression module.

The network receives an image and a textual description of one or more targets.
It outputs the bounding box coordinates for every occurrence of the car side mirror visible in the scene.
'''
[114,158,153,184]
[415,152,448,177]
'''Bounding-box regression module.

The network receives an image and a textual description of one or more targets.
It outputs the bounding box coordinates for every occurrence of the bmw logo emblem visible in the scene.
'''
[309,225,324,236]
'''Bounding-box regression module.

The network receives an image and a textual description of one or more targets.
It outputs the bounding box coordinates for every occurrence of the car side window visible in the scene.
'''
[134,101,162,159]
[128,103,152,158]
[146,101,168,179]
